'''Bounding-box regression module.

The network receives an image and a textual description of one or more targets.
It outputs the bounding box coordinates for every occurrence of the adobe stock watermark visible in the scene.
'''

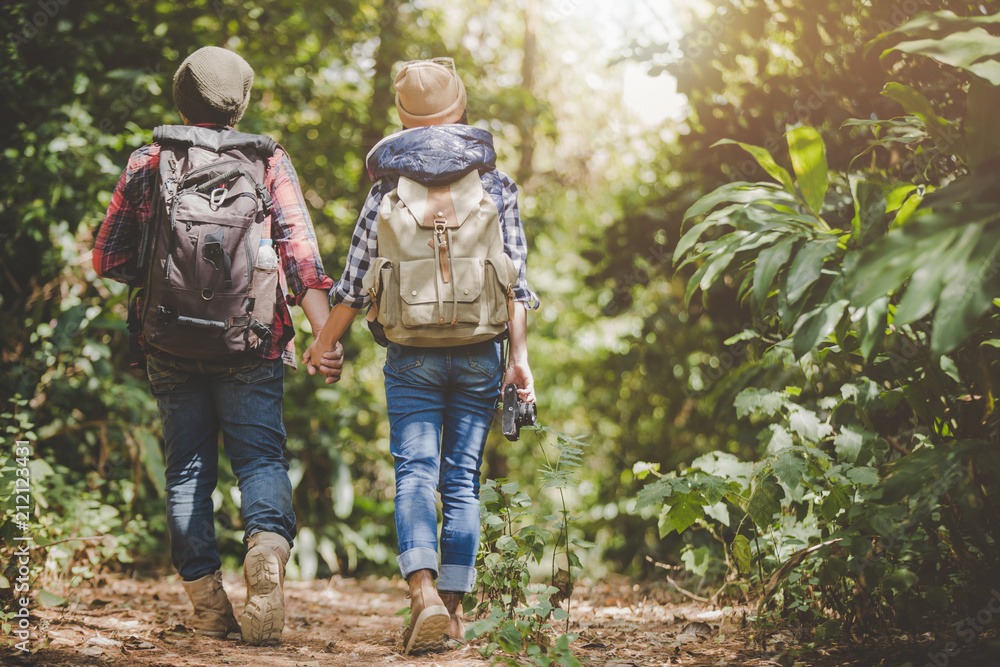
[6,0,69,47]
[10,440,35,653]
[924,588,1000,667]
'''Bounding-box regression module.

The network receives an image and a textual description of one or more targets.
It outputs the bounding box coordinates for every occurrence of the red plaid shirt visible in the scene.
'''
[93,133,333,366]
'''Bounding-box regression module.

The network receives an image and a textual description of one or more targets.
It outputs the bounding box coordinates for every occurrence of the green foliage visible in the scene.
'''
[651,7,1000,636]
[471,428,588,663]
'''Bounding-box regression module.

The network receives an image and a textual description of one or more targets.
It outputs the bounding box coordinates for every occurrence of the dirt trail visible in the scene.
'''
[2,573,885,666]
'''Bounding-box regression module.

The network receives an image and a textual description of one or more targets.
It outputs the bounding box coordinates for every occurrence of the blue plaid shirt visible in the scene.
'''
[331,170,539,311]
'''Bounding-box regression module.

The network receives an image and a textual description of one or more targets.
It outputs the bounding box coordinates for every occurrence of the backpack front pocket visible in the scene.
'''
[399,258,483,328]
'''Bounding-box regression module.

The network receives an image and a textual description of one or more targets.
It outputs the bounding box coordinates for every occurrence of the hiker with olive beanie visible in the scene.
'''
[304,58,538,654]
[94,46,338,645]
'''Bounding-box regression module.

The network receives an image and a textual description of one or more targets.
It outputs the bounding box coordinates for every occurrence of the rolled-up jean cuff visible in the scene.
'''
[438,564,476,593]
[397,547,439,580]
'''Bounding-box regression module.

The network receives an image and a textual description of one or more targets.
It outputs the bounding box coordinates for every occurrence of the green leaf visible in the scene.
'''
[767,424,793,453]
[37,590,68,608]
[787,126,829,214]
[635,477,674,510]
[753,236,797,309]
[834,426,865,464]
[712,139,795,192]
[681,546,711,577]
[845,466,880,486]
[887,28,1000,85]
[881,83,963,156]
[893,227,969,324]
[682,182,793,222]
[734,388,787,419]
[747,474,784,528]
[858,297,889,363]
[885,567,919,594]
[673,218,716,264]
[965,78,1000,169]
[931,229,1000,355]
[792,300,849,359]
[662,494,705,536]
[496,535,518,552]
[887,9,1000,37]
[772,449,808,487]
[785,238,838,304]
[732,535,752,575]
[850,178,888,246]
[819,484,851,519]
[788,406,833,442]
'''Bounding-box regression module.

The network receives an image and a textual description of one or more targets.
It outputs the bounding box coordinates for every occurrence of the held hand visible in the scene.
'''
[304,338,343,384]
[319,342,345,384]
[502,359,535,404]
[302,338,327,375]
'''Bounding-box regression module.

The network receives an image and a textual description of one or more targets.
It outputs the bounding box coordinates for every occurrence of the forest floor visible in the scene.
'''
[3,573,999,667]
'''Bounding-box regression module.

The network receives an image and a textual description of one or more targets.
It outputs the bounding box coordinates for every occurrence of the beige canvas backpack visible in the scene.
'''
[363,169,517,347]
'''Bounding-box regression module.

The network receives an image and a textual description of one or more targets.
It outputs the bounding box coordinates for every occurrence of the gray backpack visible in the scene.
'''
[138,125,278,359]
[363,169,517,347]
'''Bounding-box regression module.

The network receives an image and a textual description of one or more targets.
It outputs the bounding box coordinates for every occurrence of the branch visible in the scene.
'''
[646,556,709,603]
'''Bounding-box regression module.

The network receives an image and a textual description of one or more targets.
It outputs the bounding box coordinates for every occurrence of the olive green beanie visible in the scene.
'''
[172,46,254,126]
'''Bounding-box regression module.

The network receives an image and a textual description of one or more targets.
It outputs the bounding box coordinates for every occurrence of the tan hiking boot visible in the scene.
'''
[440,591,466,642]
[241,531,289,645]
[181,570,240,638]
[402,569,449,654]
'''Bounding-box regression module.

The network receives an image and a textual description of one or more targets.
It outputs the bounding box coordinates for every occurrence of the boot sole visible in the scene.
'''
[242,546,284,645]
[404,604,449,654]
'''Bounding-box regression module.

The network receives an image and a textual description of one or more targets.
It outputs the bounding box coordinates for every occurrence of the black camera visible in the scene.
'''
[501,384,537,441]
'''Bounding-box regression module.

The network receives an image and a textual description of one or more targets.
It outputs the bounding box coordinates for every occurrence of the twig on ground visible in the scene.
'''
[646,556,710,603]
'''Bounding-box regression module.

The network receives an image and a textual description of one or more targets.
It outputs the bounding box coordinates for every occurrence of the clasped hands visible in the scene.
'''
[303,338,344,384]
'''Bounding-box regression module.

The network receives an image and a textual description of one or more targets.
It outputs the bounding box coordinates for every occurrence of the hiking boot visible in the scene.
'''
[439,591,466,642]
[241,531,289,645]
[181,570,240,638]
[402,569,449,654]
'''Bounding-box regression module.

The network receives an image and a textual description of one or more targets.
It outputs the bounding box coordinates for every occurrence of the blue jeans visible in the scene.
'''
[383,340,502,593]
[146,351,296,581]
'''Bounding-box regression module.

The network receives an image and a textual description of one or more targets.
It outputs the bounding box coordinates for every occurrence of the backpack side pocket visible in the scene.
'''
[485,254,517,325]
[364,256,398,328]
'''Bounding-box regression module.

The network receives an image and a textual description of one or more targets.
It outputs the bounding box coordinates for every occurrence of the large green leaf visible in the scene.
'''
[747,474,784,529]
[965,78,1000,169]
[931,228,1000,355]
[881,83,962,158]
[850,178,888,246]
[886,28,1000,85]
[712,139,795,192]
[660,493,706,536]
[850,229,948,306]
[674,218,717,264]
[857,297,889,363]
[887,9,1000,38]
[892,226,968,324]
[753,235,797,308]
[792,300,849,358]
[732,535,752,575]
[785,238,838,304]
[682,182,795,222]
[787,126,829,215]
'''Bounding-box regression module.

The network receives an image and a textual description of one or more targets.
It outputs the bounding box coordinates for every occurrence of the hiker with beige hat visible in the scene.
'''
[305,57,539,653]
